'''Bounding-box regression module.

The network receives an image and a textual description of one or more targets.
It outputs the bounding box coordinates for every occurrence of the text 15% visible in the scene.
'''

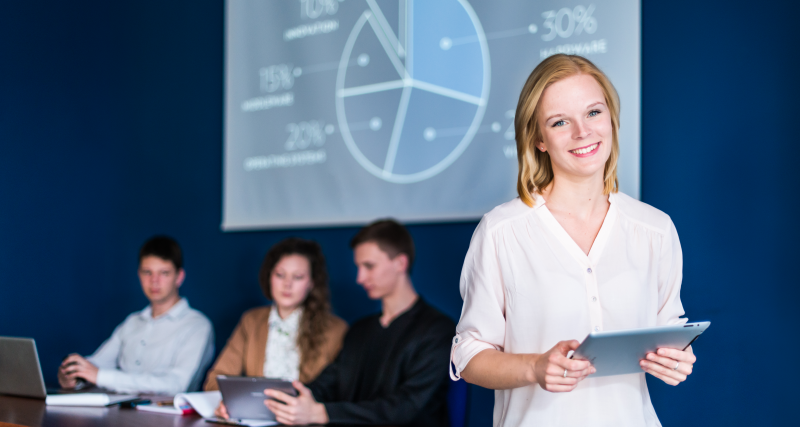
[261,64,303,93]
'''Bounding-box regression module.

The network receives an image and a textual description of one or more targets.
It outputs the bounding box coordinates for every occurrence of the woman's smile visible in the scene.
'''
[569,141,601,157]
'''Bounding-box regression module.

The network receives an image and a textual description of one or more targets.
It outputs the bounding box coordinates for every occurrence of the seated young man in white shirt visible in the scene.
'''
[57,236,215,395]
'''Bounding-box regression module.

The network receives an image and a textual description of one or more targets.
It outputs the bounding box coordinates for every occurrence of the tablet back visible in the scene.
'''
[217,376,297,421]
[572,322,710,377]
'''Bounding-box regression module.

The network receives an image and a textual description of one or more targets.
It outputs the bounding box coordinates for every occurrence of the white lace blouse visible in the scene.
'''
[264,307,302,381]
[450,192,687,427]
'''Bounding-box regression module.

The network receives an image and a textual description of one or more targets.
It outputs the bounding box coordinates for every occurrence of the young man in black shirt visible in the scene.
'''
[264,219,455,426]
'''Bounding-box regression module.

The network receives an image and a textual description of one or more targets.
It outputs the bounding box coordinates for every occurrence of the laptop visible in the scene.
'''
[0,336,49,398]
[0,336,137,405]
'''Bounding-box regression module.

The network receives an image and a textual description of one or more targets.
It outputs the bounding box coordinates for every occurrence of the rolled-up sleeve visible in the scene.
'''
[657,219,687,326]
[450,218,507,380]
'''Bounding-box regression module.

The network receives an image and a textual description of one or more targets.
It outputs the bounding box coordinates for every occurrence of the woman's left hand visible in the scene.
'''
[640,346,696,386]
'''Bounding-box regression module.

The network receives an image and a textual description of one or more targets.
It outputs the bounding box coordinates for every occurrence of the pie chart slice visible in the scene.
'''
[389,90,480,175]
[336,0,489,183]
[410,0,486,97]
[344,12,404,88]
[341,89,404,169]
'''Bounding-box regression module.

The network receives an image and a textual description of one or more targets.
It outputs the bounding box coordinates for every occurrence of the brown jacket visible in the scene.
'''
[203,306,347,391]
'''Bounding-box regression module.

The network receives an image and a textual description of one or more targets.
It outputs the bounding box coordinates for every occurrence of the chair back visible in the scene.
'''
[447,378,468,427]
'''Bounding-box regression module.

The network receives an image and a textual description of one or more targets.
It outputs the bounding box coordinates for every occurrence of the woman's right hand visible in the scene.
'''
[533,340,595,392]
[215,402,230,420]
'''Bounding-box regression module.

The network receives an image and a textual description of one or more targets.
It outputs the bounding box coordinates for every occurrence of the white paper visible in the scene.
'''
[174,390,221,418]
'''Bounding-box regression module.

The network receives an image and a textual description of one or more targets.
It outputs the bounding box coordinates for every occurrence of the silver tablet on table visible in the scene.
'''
[572,321,710,377]
[217,375,297,421]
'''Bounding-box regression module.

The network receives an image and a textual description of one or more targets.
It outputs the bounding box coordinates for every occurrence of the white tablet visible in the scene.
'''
[571,321,710,377]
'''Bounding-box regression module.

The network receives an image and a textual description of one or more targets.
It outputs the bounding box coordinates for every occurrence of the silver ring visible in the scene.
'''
[673,362,680,371]
[563,369,568,378]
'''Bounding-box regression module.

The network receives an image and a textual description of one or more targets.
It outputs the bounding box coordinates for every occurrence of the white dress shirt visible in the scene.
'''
[87,298,215,395]
[450,192,687,427]
[263,307,302,381]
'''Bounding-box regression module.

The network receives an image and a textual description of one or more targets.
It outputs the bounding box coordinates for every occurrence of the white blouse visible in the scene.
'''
[264,307,302,381]
[450,192,686,427]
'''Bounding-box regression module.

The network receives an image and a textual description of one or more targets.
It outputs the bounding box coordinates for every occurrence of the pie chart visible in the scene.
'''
[335,0,490,183]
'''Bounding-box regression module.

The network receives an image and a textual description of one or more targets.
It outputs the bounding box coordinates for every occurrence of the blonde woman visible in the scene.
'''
[449,54,696,426]
[204,238,347,419]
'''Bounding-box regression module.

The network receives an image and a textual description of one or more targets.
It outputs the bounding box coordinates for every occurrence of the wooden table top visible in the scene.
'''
[0,394,210,427]
[0,394,389,427]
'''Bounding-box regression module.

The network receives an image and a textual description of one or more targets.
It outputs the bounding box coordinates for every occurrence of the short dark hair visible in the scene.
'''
[139,236,183,271]
[350,219,415,272]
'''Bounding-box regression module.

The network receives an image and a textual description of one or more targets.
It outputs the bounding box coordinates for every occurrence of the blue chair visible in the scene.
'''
[447,378,468,427]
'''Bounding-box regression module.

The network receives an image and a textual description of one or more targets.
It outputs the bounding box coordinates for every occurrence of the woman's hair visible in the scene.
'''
[259,237,331,369]
[514,54,620,207]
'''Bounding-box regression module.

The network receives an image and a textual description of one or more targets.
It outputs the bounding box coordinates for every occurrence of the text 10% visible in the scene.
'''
[299,0,342,20]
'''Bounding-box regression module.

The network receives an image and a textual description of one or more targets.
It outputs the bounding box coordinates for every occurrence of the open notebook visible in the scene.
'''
[137,390,276,427]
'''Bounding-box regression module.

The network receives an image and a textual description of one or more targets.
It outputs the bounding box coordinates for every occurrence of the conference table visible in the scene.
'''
[0,395,390,427]
[1,394,393,427]
[0,394,210,427]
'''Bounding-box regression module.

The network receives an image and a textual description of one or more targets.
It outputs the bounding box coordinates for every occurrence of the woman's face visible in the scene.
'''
[536,73,613,184]
[270,254,313,315]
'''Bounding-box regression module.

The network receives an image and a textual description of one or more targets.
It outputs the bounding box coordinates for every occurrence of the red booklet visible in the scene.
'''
[136,402,197,415]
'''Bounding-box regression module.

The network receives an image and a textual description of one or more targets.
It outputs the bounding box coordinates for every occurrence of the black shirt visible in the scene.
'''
[308,298,455,426]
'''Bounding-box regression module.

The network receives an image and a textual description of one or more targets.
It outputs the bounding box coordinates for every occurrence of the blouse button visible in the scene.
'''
[594,326,599,332]
[455,337,459,343]
[592,296,597,302]
[587,267,593,273]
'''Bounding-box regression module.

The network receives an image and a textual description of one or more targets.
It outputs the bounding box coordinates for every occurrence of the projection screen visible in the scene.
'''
[223,0,640,230]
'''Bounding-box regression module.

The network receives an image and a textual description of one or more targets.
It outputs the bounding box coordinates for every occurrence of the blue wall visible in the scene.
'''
[0,1,797,426]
